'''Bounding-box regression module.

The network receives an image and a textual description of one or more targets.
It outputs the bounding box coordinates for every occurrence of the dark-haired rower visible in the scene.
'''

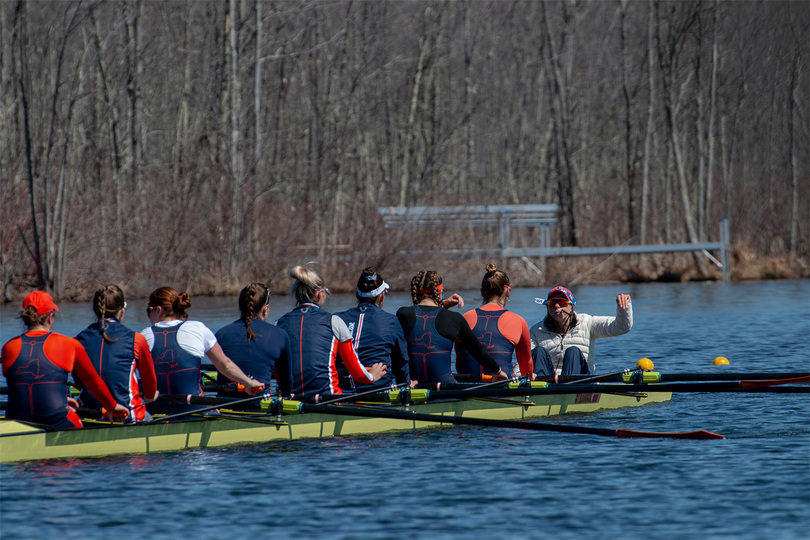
[336,267,410,392]
[396,270,507,387]
[216,283,293,397]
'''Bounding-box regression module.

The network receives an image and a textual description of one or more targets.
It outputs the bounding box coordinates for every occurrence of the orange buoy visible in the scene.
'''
[713,356,730,365]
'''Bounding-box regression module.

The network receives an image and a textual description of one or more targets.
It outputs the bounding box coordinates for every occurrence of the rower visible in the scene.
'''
[455,263,533,380]
[396,270,507,387]
[215,283,293,397]
[336,267,411,392]
[2,291,128,428]
[141,286,263,414]
[75,284,159,423]
[276,266,387,401]
[530,286,633,377]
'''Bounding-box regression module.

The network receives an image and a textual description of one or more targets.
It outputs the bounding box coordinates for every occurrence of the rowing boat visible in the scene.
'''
[0,386,671,463]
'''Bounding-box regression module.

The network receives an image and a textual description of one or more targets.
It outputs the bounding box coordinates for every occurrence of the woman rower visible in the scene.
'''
[2,291,128,428]
[142,286,263,414]
[396,270,507,387]
[74,284,159,422]
[215,283,293,397]
[530,286,633,376]
[455,264,533,380]
[276,266,387,401]
[336,267,410,392]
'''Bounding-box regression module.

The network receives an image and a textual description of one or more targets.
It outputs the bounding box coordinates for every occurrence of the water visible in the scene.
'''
[1,280,809,539]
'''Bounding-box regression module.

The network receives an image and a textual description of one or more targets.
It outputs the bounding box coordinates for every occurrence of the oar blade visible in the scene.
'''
[615,428,725,440]
[739,375,810,389]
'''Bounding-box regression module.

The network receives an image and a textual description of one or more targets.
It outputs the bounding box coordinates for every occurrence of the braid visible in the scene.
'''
[410,270,426,304]
[410,270,443,305]
[239,283,268,341]
[94,284,124,343]
[244,286,257,341]
[96,288,111,342]
[427,271,443,305]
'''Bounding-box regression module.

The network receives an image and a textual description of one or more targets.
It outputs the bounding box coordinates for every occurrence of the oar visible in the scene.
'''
[291,402,724,440]
[738,375,810,388]
[155,383,406,420]
[150,391,275,423]
[200,383,255,393]
[159,394,243,407]
[460,375,522,392]
[429,381,810,399]
[409,381,809,402]
[559,369,635,385]
[539,372,810,384]
[317,383,406,405]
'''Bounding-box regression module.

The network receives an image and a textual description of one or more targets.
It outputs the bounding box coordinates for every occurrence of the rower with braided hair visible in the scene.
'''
[396,270,507,387]
[336,267,410,391]
[215,283,292,396]
[75,284,159,422]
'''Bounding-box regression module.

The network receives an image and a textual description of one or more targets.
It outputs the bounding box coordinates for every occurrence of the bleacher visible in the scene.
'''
[377,204,558,249]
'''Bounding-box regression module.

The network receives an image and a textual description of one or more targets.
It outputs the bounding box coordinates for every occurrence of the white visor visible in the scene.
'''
[357,281,390,298]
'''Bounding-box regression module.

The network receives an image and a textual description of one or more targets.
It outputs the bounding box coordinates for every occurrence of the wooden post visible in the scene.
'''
[720,216,730,282]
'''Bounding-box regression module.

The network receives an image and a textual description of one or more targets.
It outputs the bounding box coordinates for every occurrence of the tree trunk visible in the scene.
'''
[641,0,655,247]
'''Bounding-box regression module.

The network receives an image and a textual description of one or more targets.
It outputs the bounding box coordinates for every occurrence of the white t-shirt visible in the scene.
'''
[141,320,217,358]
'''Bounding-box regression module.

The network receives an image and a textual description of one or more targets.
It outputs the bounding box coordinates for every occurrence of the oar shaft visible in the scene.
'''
[151,391,274,423]
[537,372,810,383]
[297,403,723,440]
[423,382,809,401]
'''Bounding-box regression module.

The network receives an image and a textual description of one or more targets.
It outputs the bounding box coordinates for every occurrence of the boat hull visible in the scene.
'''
[0,390,671,463]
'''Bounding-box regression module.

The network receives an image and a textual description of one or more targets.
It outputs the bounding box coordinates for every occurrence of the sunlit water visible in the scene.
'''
[1,280,808,539]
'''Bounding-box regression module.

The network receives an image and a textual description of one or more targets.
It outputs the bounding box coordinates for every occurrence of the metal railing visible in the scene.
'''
[378,205,732,281]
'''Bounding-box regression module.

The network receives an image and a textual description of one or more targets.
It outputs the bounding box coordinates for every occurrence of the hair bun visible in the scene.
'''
[486,263,497,275]
[175,292,192,311]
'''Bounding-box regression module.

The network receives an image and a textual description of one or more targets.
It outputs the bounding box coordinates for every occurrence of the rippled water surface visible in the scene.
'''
[1,280,808,539]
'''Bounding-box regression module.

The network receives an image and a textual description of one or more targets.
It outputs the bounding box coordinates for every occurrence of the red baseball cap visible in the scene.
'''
[22,290,60,316]
[547,286,576,306]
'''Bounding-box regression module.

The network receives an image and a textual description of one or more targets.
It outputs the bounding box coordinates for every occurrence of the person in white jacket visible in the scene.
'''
[530,286,632,377]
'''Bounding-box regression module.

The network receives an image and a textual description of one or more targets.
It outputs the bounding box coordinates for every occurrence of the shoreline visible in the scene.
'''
[2,250,807,303]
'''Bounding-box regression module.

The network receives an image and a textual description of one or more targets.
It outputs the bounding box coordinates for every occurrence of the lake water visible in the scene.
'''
[1,280,808,539]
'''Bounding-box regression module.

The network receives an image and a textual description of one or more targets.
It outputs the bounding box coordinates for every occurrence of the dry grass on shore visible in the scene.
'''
[2,244,808,303]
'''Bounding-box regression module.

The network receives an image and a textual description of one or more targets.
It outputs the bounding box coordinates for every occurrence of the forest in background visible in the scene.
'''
[2,0,808,301]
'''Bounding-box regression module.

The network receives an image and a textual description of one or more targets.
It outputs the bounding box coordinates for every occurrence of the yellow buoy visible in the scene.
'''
[713,356,730,365]
[637,358,654,370]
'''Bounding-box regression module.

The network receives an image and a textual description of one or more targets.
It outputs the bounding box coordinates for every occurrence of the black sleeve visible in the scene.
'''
[390,319,410,385]
[396,306,416,337]
[437,309,500,373]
